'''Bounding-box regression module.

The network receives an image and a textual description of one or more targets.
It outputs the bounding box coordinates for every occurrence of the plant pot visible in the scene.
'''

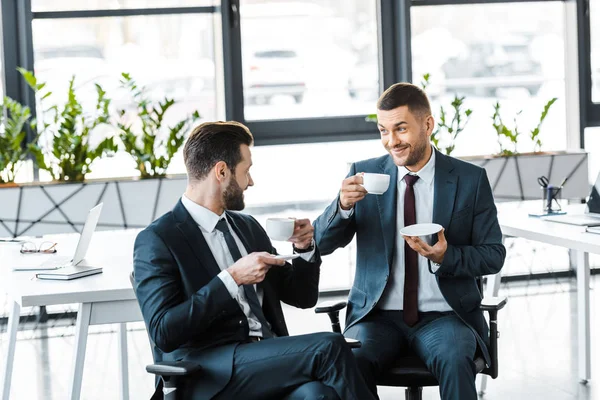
[460,150,589,201]
[0,174,188,237]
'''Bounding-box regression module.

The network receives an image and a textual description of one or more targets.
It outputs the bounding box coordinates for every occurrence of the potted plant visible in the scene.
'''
[117,73,200,179]
[0,96,45,186]
[0,71,197,238]
[464,97,589,201]
[19,68,118,182]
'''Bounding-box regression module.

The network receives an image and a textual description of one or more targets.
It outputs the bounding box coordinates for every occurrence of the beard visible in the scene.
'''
[223,176,245,211]
[387,128,429,167]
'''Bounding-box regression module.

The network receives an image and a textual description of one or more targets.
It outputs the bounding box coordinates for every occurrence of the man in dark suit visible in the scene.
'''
[133,121,374,400]
[314,83,506,400]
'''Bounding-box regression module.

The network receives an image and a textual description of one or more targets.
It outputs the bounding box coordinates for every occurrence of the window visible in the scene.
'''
[411,2,567,156]
[239,0,379,121]
[32,0,216,12]
[591,0,599,103]
[31,13,219,179]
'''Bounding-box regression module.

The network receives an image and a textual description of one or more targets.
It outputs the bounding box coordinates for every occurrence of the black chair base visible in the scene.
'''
[405,386,422,400]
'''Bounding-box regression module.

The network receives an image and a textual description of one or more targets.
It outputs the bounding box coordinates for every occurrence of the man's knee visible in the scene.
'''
[283,381,340,400]
[432,351,476,378]
[314,332,348,353]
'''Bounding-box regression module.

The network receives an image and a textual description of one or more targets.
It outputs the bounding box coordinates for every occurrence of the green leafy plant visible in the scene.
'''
[365,73,472,156]
[0,97,44,183]
[421,74,472,155]
[530,98,557,152]
[491,97,557,156]
[117,73,200,179]
[19,68,118,181]
[491,101,519,156]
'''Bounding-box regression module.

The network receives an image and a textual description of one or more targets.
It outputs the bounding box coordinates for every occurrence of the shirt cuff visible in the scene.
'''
[429,260,442,274]
[299,247,316,262]
[218,270,239,299]
[338,202,354,219]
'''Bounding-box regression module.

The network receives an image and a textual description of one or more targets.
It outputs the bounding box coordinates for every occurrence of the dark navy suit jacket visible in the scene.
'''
[314,150,505,366]
[133,200,322,398]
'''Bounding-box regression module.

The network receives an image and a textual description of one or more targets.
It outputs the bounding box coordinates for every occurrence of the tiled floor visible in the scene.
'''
[1,274,598,399]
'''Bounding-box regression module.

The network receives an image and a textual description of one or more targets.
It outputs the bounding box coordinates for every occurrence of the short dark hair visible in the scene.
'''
[377,82,431,120]
[183,121,254,181]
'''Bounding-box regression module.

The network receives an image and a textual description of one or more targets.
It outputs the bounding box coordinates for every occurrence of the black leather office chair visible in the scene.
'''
[130,272,360,399]
[314,277,507,400]
[130,272,200,400]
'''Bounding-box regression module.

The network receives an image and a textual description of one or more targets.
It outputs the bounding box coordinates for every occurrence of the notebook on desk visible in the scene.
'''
[586,226,600,235]
[35,265,103,280]
[541,172,600,226]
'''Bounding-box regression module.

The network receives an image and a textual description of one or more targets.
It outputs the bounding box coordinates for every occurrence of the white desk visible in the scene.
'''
[497,202,599,383]
[1,230,143,400]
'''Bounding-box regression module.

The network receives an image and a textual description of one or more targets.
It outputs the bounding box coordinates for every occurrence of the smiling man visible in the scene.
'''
[313,83,506,400]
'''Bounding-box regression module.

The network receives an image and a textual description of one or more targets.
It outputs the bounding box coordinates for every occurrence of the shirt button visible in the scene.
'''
[239,320,244,325]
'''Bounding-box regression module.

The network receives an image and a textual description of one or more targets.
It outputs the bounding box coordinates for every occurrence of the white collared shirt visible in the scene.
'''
[341,148,451,312]
[181,194,265,336]
[181,195,316,337]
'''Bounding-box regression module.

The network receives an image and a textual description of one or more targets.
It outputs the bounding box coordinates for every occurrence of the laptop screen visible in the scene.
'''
[588,172,600,214]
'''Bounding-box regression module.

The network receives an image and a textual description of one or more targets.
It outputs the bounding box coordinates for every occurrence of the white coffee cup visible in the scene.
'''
[266,218,295,241]
[362,173,390,195]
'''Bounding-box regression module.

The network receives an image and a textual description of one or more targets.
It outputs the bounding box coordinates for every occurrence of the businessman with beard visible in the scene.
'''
[133,121,374,399]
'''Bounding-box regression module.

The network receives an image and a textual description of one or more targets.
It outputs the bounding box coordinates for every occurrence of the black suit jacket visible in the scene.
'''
[133,200,322,398]
[314,150,506,366]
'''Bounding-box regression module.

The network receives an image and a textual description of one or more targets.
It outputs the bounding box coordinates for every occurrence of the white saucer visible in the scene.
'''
[273,254,301,261]
[400,223,443,237]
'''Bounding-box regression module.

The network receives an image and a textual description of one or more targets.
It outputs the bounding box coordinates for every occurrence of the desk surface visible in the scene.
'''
[0,229,140,307]
[497,202,600,254]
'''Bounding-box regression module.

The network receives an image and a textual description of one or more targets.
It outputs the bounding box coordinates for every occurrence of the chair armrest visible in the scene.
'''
[314,301,347,314]
[146,361,201,377]
[480,296,507,380]
[314,301,347,334]
[480,296,507,312]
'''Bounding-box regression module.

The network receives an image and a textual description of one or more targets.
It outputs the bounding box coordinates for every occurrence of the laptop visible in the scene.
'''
[542,172,600,226]
[12,203,104,271]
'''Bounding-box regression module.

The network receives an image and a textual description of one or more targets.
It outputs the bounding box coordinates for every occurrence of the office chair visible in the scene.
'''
[315,277,507,400]
[130,272,360,400]
[129,272,200,400]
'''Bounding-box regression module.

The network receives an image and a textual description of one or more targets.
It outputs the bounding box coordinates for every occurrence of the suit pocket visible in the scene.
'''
[451,206,472,221]
[459,291,482,312]
[349,286,367,308]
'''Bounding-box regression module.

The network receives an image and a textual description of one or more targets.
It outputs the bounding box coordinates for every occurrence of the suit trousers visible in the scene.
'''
[344,310,477,400]
[212,332,375,400]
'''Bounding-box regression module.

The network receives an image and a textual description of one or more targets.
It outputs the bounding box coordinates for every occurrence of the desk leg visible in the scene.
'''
[69,303,92,400]
[2,300,20,400]
[117,323,129,400]
[575,250,591,383]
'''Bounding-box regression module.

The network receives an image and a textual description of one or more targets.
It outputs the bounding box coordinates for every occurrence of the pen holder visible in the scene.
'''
[542,184,562,213]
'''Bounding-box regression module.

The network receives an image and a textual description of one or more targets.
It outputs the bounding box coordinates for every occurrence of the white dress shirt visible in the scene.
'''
[181,195,316,337]
[340,148,452,312]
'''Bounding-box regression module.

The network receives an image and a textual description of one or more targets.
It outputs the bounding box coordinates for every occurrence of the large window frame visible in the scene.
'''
[0,0,596,148]
[578,0,599,127]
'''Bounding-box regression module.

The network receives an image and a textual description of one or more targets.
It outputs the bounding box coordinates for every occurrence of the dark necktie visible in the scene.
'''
[403,174,420,326]
[215,218,273,338]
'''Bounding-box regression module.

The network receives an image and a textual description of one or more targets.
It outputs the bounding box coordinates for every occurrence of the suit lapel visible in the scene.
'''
[173,200,222,277]
[376,156,398,267]
[432,150,458,243]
